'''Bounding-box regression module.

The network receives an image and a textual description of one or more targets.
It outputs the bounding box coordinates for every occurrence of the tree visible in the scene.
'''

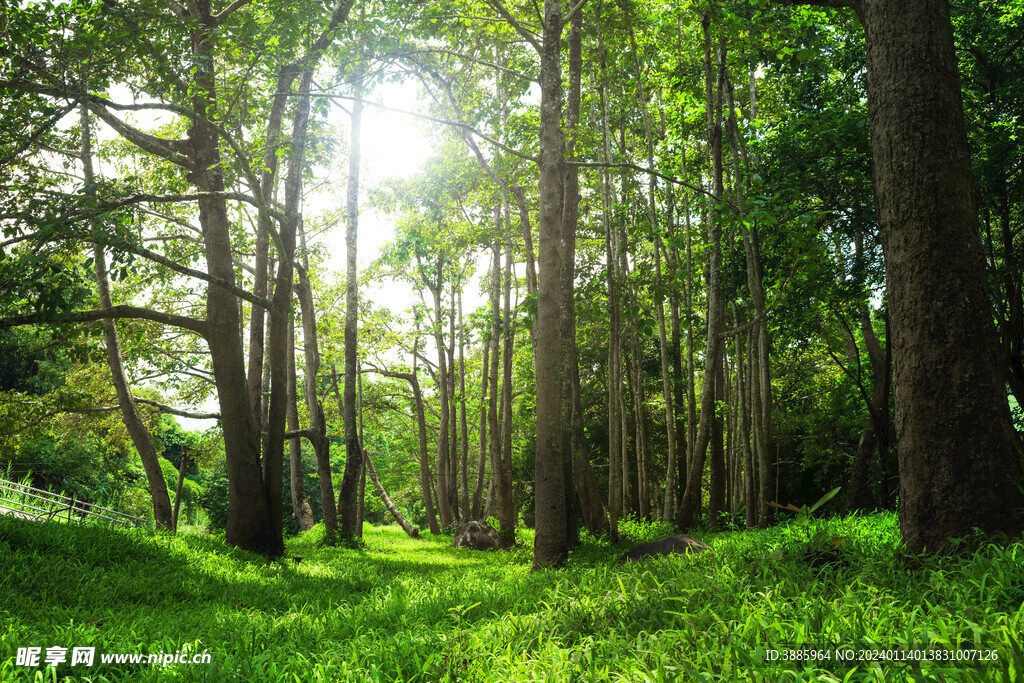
[775,0,1024,551]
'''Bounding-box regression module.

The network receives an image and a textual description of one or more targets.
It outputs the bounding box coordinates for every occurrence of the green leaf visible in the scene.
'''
[808,486,842,514]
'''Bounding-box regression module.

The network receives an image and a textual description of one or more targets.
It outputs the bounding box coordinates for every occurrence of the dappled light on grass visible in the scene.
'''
[1,514,1023,681]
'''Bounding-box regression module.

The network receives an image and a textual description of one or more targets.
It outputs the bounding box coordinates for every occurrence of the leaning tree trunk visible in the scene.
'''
[363,447,419,538]
[82,109,174,530]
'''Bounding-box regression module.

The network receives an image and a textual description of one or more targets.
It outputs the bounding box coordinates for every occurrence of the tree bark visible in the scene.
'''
[186,9,274,556]
[559,3,584,548]
[596,44,621,540]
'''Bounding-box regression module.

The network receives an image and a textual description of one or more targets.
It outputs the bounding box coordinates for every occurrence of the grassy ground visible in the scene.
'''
[0,512,1022,682]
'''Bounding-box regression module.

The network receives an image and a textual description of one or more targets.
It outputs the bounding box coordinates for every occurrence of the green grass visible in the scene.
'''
[1,513,1022,681]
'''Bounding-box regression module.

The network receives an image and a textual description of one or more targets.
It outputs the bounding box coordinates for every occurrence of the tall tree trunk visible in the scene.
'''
[355,363,366,537]
[500,236,516,547]
[337,86,365,541]
[745,325,759,528]
[488,238,507,541]
[532,0,569,570]
[82,108,173,530]
[427,261,453,530]
[247,66,296,439]
[708,329,726,529]
[296,264,337,540]
[472,339,490,519]
[264,69,314,558]
[778,0,1024,551]
[598,49,622,541]
[286,318,314,532]
[683,149,697,486]
[185,10,274,555]
[458,290,470,520]
[559,3,584,549]
[677,14,726,530]
[411,335,440,534]
[447,280,459,522]
[656,237,678,522]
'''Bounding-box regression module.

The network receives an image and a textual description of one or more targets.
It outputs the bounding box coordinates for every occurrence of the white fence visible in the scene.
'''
[0,477,146,527]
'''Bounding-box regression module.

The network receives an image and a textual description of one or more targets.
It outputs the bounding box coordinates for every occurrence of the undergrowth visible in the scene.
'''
[0,512,1022,681]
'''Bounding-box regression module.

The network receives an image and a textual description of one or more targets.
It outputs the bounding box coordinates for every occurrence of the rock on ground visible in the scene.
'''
[451,520,502,551]
[618,534,711,563]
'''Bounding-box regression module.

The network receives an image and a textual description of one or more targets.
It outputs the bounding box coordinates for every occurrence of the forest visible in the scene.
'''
[1,0,1023,680]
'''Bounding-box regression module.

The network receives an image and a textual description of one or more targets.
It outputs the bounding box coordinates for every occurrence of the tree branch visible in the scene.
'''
[0,305,208,337]
[484,0,542,53]
[134,398,220,420]
[212,0,252,25]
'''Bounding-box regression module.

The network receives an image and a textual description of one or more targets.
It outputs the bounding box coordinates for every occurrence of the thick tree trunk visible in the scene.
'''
[560,4,584,548]
[185,12,275,555]
[532,0,568,570]
[337,88,365,541]
[859,0,1024,550]
[774,0,1024,550]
